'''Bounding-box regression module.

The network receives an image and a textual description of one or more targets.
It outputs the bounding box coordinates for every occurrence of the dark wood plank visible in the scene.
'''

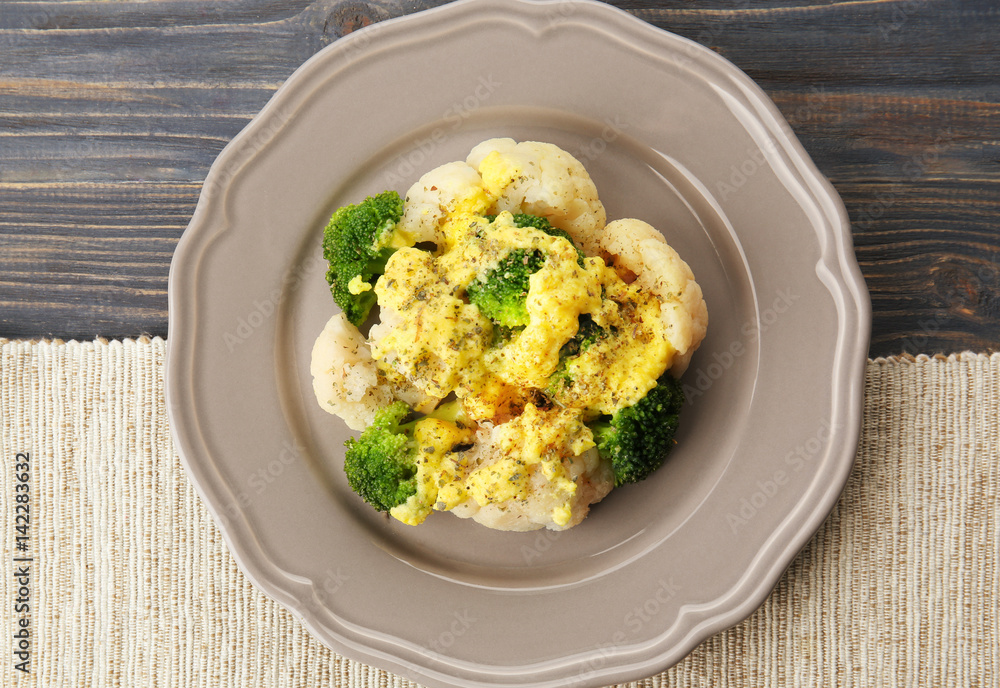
[767,87,1000,355]
[0,182,194,338]
[0,0,998,357]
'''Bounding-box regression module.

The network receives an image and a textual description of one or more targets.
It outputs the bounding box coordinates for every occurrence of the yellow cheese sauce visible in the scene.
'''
[478,149,522,197]
[466,403,590,528]
[390,417,474,525]
[372,247,492,399]
[483,245,603,390]
[548,276,673,415]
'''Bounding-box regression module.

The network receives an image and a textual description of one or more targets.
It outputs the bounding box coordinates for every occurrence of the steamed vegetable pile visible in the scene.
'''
[310,138,707,531]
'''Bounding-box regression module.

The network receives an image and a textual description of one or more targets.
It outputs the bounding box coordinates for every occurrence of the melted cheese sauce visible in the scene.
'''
[390,417,474,525]
[372,248,491,399]
[466,404,590,528]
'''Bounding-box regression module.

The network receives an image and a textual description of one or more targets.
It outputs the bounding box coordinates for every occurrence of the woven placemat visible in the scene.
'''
[1,339,997,687]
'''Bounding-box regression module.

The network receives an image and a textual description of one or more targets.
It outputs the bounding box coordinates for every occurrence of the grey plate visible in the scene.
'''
[166,1,871,686]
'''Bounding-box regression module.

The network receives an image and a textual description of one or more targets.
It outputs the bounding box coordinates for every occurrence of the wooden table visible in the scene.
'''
[2,0,997,358]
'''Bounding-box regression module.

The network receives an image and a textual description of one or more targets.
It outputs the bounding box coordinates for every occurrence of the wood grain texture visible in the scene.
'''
[1,0,998,356]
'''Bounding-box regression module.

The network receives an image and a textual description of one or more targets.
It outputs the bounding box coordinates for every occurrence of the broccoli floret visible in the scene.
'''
[322,190,405,326]
[343,400,464,512]
[466,248,546,327]
[468,213,585,327]
[589,373,685,487]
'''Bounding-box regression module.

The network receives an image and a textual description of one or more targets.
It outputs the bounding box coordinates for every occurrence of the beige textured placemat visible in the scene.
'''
[1,339,997,687]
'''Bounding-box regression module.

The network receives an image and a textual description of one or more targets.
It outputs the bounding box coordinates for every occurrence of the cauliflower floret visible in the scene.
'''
[397,161,492,245]
[467,138,607,256]
[446,405,614,531]
[397,140,606,256]
[449,444,613,532]
[310,313,436,431]
[600,218,708,375]
[310,313,394,431]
